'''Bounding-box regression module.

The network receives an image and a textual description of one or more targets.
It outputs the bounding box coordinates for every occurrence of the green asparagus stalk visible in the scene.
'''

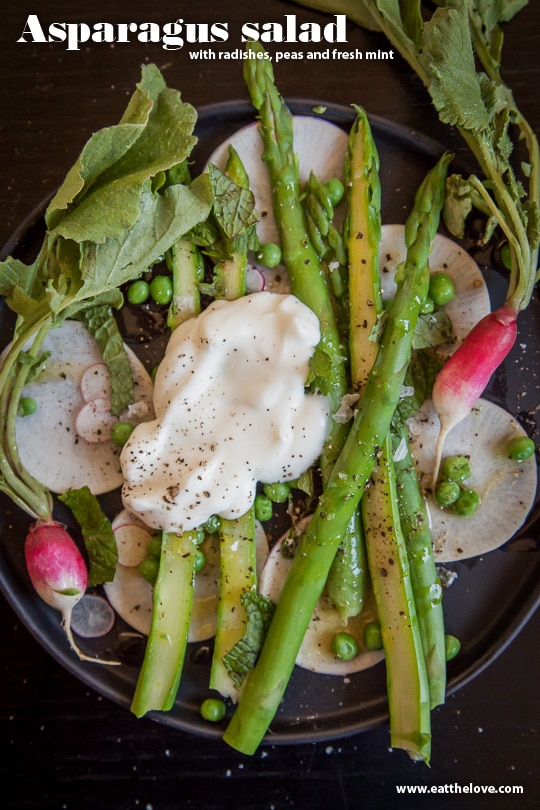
[344,106,432,759]
[361,436,431,762]
[131,530,198,716]
[326,106,382,620]
[166,239,203,329]
[243,40,349,480]
[223,151,452,755]
[393,421,446,709]
[243,41,367,625]
[213,145,250,301]
[208,145,258,698]
[210,510,257,700]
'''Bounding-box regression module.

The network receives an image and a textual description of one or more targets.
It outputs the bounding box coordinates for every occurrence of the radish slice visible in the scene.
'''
[407,398,537,562]
[103,564,154,636]
[70,594,116,639]
[113,525,153,568]
[75,397,117,443]
[379,225,491,354]
[206,116,349,290]
[112,508,154,567]
[259,531,384,676]
[104,520,269,643]
[80,362,111,402]
[12,320,154,495]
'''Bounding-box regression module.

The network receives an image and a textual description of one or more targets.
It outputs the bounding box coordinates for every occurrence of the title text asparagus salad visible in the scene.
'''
[1,3,539,763]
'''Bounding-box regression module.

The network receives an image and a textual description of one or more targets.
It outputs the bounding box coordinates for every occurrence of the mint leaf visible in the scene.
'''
[191,164,258,261]
[395,350,444,423]
[222,591,276,689]
[413,308,454,349]
[59,486,118,586]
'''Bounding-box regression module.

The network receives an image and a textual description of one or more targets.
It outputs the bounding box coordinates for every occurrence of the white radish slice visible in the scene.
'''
[206,116,349,287]
[12,320,154,495]
[379,225,491,355]
[75,397,117,444]
[70,593,116,639]
[407,398,537,562]
[113,525,153,568]
[259,532,384,676]
[80,362,111,403]
[103,564,154,636]
[104,520,269,643]
[245,263,266,293]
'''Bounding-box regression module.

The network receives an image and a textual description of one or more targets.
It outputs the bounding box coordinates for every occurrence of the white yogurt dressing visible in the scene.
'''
[120,292,329,532]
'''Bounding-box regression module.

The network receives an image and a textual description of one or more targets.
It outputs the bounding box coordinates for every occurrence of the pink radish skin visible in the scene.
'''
[24,521,120,665]
[431,305,518,483]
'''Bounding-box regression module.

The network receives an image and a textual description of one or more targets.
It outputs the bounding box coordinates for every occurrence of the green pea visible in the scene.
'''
[331,632,358,661]
[325,177,345,206]
[364,621,383,651]
[149,274,173,305]
[441,455,471,483]
[507,435,535,461]
[254,493,273,522]
[139,556,160,585]
[127,279,150,305]
[110,421,135,447]
[263,482,290,504]
[147,534,163,559]
[194,549,206,574]
[451,487,481,517]
[18,396,38,417]
[435,478,461,508]
[445,634,461,661]
[429,271,456,306]
[200,697,226,722]
[256,242,282,269]
[193,529,206,547]
[202,514,221,534]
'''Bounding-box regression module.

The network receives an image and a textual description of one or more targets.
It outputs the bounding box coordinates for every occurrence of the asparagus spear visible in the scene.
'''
[393,421,446,709]
[326,106,382,619]
[244,41,369,626]
[361,435,431,762]
[207,145,258,699]
[243,40,349,480]
[223,151,452,755]
[344,107,432,759]
[131,530,198,716]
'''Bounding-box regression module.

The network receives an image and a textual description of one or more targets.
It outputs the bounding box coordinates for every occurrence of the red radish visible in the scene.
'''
[431,305,518,483]
[24,521,120,665]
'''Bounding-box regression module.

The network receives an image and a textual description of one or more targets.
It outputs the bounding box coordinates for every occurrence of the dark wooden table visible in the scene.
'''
[1,2,539,808]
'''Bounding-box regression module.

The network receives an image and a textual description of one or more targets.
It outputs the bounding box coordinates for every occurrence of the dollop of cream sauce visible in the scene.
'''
[120,292,329,533]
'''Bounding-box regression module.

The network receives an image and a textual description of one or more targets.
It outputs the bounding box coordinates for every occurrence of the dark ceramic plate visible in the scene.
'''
[0,101,539,745]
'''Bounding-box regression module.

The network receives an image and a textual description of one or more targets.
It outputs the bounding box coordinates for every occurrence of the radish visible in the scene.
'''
[408,398,537,561]
[378,224,491,355]
[80,362,111,403]
[24,521,120,664]
[431,305,518,484]
[11,320,154,495]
